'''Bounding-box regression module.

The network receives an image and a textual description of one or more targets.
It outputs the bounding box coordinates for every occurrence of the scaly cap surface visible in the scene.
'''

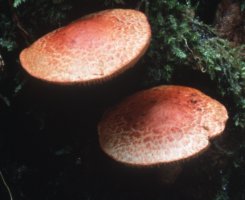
[98,85,228,166]
[20,9,151,85]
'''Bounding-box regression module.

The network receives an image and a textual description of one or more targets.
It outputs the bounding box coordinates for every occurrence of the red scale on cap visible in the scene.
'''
[98,85,228,166]
[20,9,151,85]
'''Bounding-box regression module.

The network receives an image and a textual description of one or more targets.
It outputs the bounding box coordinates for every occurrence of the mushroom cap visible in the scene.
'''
[19,9,151,85]
[98,85,228,166]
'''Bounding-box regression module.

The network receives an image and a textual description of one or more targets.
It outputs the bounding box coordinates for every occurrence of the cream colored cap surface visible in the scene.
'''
[19,9,151,85]
[98,85,228,166]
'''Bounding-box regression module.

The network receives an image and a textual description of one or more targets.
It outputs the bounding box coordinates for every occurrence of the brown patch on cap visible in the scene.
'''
[98,85,228,166]
[19,9,151,85]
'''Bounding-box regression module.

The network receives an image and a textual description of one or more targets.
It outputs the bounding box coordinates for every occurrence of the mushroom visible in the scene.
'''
[19,9,151,85]
[98,85,228,182]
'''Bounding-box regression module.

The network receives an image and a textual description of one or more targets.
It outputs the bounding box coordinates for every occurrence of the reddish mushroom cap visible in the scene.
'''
[19,9,151,85]
[98,85,228,166]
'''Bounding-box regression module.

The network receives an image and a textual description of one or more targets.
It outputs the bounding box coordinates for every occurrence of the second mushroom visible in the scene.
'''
[98,85,228,182]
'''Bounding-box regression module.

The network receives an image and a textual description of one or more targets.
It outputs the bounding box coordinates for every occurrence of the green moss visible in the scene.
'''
[197,38,245,127]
